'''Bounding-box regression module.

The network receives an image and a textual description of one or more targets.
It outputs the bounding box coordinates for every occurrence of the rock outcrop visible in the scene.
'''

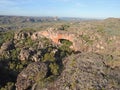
[14,31,32,40]
[31,30,81,51]
[0,40,14,55]
[0,40,14,51]
[31,29,120,55]
[16,62,48,90]
[19,48,32,61]
[34,53,120,90]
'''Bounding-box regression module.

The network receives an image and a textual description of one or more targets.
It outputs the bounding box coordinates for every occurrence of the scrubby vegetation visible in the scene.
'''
[0,29,74,89]
[0,31,14,46]
[0,16,120,90]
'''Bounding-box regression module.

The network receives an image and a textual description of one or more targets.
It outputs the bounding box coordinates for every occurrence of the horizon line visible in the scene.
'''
[0,14,119,19]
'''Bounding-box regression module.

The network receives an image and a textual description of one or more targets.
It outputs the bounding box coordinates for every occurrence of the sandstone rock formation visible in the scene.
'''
[16,62,48,90]
[31,30,81,51]
[38,29,120,54]
[14,31,32,40]
[34,53,120,90]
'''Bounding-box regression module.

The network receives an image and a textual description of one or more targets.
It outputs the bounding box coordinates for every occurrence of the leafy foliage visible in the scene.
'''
[42,52,55,62]
[49,63,59,75]
[0,31,14,46]
[59,39,73,46]
[0,82,15,90]
[59,24,70,30]
[80,34,93,44]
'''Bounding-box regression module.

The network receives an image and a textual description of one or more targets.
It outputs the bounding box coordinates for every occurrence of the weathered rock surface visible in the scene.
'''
[0,41,14,55]
[16,62,48,90]
[34,53,120,90]
[14,31,32,40]
[19,48,32,61]
[31,30,80,51]
[31,51,41,62]
[31,29,120,55]
[0,40,14,51]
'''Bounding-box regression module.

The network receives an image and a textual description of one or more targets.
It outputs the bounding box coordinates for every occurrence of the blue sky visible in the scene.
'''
[0,0,120,18]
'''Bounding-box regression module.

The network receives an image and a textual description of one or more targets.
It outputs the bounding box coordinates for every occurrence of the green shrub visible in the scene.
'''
[0,82,15,90]
[59,45,72,54]
[22,28,35,32]
[25,37,34,46]
[42,52,55,62]
[59,24,70,30]
[10,49,18,60]
[0,31,14,46]
[41,37,51,47]
[80,35,93,44]
[49,63,59,75]
[4,31,14,41]
[59,39,73,46]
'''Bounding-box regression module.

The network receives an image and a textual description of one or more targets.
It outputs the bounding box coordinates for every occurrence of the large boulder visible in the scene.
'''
[16,62,48,90]
[0,40,14,51]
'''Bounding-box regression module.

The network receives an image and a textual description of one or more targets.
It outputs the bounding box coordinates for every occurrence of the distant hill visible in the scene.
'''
[0,15,99,25]
[0,15,120,32]
[0,15,60,31]
[59,17,99,21]
[0,15,59,24]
